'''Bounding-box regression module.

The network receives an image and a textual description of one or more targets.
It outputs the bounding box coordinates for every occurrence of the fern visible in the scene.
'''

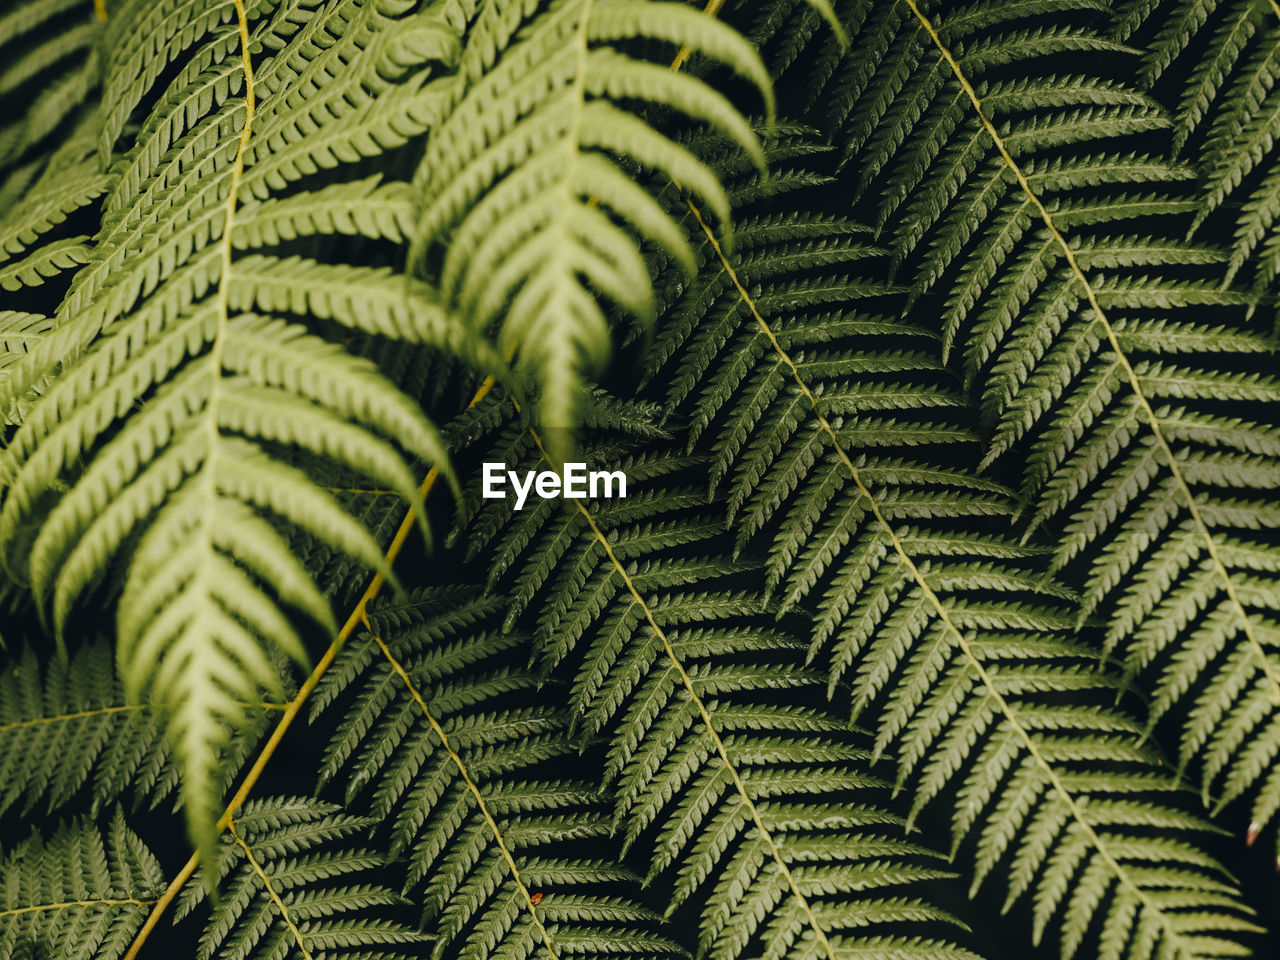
[1114,0,1280,290]
[173,796,427,960]
[0,810,164,960]
[0,0,100,175]
[444,405,986,960]
[6,1,1280,958]
[0,313,53,417]
[754,0,1280,867]
[0,638,277,819]
[634,140,1264,958]
[405,0,775,454]
[0,0,487,857]
[0,0,792,858]
[314,585,689,960]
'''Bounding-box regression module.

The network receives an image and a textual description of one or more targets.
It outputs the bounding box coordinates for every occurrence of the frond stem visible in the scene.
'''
[900,0,1280,706]
[681,190,1189,950]
[0,703,142,732]
[0,700,283,734]
[670,0,725,71]
[0,898,155,919]
[369,629,561,960]
[194,0,255,585]
[228,818,314,960]
[520,416,839,960]
[119,376,496,960]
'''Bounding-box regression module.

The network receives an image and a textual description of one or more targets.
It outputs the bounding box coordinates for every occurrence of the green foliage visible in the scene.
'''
[315,586,689,960]
[0,638,276,818]
[758,0,1280,867]
[450,409,985,960]
[640,156,1263,960]
[406,0,773,453]
[0,0,100,176]
[1114,0,1280,290]
[174,796,427,960]
[0,117,108,327]
[0,0,482,860]
[0,640,174,816]
[0,810,164,960]
[0,0,782,863]
[6,2,1280,960]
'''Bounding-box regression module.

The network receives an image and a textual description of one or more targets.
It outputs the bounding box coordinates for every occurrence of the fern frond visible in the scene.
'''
[1114,0,1280,289]
[314,585,688,960]
[920,0,1280,861]
[446,408,985,960]
[0,121,107,267]
[0,311,53,414]
[0,641,168,816]
[7,4,1279,959]
[0,810,163,960]
[0,0,482,858]
[0,638,283,821]
[755,0,1280,863]
[756,0,1191,310]
[635,142,1263,958]
[407,0,774,454]
[0,0,100,173]
[173,795,427,960]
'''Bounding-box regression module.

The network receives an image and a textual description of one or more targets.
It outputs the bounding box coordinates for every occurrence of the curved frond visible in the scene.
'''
[637,143,1263,960]
[448,406,986,960]
[0,121,107,275]
[1114,0,1280,289]
[0,641,169,816]
[0,0,100,175]
[756,0,1280,865]
[0,0,478,856]
[408,0,773,452]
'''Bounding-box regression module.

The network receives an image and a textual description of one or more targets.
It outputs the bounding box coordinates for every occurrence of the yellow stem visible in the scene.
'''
[371,630,561,959]
[518,410,838,960]
[0,703,141,732]
[120,376,495,960]
[898,0,1280,704]
[228,819,314,960]
[0,898,154,919]
[193,0,255,556]
[682,177,1186,948]
[670,0,726,71]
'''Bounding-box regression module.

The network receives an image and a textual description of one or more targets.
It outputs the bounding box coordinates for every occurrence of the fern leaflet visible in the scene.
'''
[0,0,486,857]
[449,404,986,960]
[406,0,774,452]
